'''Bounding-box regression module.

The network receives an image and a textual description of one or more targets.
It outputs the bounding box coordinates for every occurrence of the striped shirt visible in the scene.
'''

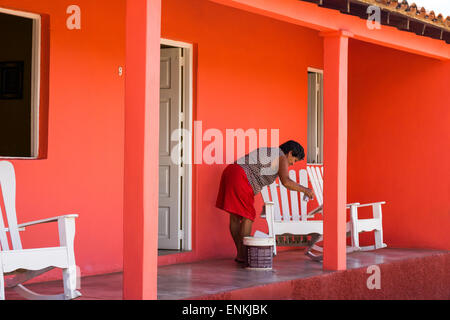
[236,147,285,195]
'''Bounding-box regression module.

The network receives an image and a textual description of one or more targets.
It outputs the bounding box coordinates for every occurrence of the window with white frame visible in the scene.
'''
[307,71,323,164]
[0,10,41,158]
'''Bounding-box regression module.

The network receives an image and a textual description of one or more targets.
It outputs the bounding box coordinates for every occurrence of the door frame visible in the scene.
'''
[160,38,193,251]
[307,67,323,74]
[0,7,41,159]
[307,66,324,165]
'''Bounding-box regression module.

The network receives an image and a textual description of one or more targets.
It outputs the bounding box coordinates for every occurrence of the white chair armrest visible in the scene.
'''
[307,205,323,218]
[17,214,79,229]
[4,227,26,232]
[346,203,360,209]
[261,202,274,218]
[351,201,386,208]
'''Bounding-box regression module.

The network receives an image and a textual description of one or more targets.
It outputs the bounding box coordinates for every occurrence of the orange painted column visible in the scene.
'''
[321,30,352,271]
[123,0,161,299]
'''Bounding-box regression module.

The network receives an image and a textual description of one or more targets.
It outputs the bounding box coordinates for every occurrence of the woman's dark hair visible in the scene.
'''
[280,140,305,160]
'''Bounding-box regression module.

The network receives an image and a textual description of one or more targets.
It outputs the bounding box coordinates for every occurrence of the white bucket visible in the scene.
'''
[243,236,274,270]
[243,236,274,247]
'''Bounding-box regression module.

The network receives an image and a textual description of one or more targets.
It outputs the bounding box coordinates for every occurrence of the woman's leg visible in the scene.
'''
[229,214,254,262]
[237,217,253,261]
[240,218,253,238]
[229,213,243,260]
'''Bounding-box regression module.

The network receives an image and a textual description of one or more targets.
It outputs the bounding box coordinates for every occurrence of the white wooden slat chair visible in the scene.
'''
[260,168,356,259]
[260,165,387,259]
[306,164,387,252]
[0,161,81,300]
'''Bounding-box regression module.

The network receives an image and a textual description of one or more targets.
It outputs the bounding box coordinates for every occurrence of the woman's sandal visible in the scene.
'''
[305,250,323,262]
[305,233,323,262]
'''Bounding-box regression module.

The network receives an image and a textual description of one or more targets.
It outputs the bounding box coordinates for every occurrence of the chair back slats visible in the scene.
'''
[0,203,9,251]
[299,169,308,221]
[0,161,23,251]
[279,180,290,221]
[307,165,323,206]
[260,185,270,203]
[261,169,312,223]
[269,182,282,221]
[314,166,323,201]
[289,170,300,221]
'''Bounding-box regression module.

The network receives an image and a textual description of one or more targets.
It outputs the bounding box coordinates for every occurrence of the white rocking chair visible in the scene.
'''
[0,161,81,300]
[260,165,387,260]
[260,168,355,260]
[306,164,387,252]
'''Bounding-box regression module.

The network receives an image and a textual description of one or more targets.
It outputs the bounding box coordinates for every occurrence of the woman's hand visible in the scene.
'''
[302,187,314,200]
[278,156,315,200]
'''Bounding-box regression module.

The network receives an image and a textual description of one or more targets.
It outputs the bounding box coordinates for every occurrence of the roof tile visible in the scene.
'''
[302,0,449,43]
[362,0,449,30]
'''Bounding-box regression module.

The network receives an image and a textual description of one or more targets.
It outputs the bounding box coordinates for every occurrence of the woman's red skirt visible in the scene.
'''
[216,163,256,221]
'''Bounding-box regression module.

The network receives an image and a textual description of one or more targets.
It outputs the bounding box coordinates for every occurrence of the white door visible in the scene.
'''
[159,48,182,250]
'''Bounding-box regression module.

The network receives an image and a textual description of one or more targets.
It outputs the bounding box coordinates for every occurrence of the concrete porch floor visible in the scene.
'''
[4,248,449,300]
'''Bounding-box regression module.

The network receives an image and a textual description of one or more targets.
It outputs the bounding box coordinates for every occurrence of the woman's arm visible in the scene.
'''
[278,156,315,199]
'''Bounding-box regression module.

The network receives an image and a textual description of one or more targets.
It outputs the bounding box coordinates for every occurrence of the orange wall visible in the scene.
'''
[1,0,447,285]
[348,39,450,250]
[161,0,323,261]
[0,0,323,280]
[0,0,125,281]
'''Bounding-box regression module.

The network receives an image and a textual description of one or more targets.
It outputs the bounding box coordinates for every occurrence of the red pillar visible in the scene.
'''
[320,30,352,271]
[123,0,161,299]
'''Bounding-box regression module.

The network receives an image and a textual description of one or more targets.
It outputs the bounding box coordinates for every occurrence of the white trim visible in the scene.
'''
[160,38,193,252]
[0,7,41,159]
[161,38,192,49]
[30,17,41,158]
[0,156,39,160]
[307,69,324,164]
[308,67,323,74]
[0,7,41,20]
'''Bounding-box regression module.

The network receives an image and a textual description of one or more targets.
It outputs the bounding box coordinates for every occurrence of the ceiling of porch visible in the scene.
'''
[301,0,450,44]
